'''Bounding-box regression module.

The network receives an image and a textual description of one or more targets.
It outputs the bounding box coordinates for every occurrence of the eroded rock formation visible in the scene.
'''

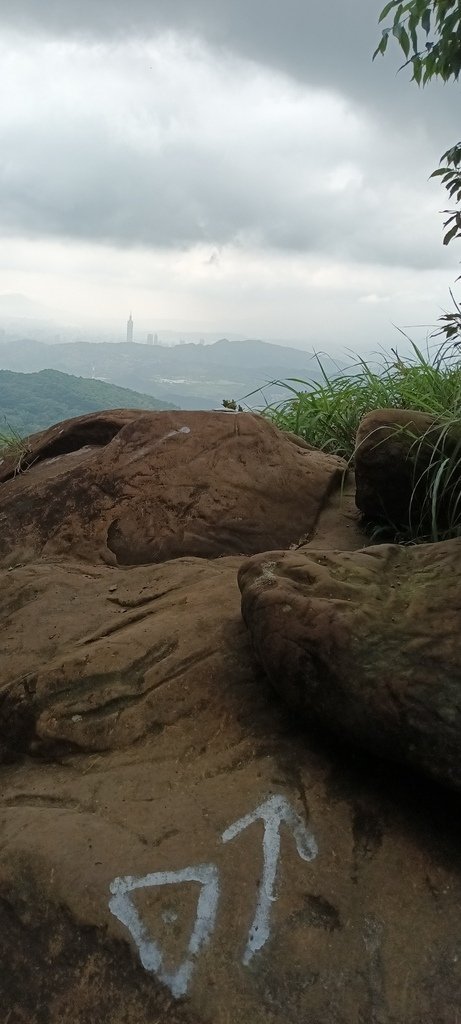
[0,409,344,567]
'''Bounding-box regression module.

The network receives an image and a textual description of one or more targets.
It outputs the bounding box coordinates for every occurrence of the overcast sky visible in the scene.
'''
[1,0,460,351]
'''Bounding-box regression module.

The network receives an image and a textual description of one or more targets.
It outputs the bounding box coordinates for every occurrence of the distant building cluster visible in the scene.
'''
[126,314,161,345]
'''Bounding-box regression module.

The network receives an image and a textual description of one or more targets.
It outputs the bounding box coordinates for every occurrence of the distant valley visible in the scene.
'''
[0,337,340,411]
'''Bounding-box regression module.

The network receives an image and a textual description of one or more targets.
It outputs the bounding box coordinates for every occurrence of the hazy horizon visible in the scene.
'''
[0,289,445,359]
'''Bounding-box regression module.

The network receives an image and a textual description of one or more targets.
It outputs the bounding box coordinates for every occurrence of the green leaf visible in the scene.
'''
[421,8,431,33]
[413,55,423,82]
[443,223,459,245]
[373,29,390,59]
[378,0,398,23]
[393,23,410,56]
[393,4,405,28]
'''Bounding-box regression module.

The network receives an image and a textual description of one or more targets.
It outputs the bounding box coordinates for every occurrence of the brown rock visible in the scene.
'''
[355,408,461,533]
[0,409,344,568]
[297,470,369,551]
[0,555,253,759]
[239,539,461,791]
[1,555,461,1022]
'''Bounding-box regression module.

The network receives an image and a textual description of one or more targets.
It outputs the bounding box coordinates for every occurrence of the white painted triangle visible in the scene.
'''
[109,863,220,998]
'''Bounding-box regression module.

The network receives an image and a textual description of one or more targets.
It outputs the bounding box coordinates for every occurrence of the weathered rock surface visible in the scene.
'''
[355,407,461,532]
[239,538,461,791]
[0,409,344,568]
[1,555,461,1022]
[0,556,253,759]
[299,470,368,551]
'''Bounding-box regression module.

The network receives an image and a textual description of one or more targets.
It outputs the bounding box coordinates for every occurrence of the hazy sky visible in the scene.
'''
[1,0,459,350]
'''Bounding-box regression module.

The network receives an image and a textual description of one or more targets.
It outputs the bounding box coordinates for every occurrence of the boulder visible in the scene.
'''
[1,555,461,1022]
[0,409,344,568]
[238,539,461,791]
[355,408,461,535]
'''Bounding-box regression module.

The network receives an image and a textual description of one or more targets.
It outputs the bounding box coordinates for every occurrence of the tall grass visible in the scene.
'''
[258,341,461,459]
[0,422,31,472]
[255,341,461,543]
[407,417,461,542]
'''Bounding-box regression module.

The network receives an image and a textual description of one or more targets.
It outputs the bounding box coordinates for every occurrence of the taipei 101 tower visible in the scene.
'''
[126,312,134,343]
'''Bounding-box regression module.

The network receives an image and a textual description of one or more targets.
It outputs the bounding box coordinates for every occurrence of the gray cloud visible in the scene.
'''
[0,28,454,269]
[0,0,459,356]
[2,0,458,125]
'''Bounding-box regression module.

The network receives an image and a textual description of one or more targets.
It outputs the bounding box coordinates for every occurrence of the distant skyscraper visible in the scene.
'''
[127,313,134,343]
[147,333,153,345]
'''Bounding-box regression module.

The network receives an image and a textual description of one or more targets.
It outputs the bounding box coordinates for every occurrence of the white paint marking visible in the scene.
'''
[222,795,318,965]
[109,863,219,998]
[108,795,318,992]
[123,427,192,464]
[163,426,191,439]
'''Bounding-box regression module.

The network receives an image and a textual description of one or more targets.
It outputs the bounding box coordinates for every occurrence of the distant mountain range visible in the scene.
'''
[0,337,341,409]
[0,368,178,437]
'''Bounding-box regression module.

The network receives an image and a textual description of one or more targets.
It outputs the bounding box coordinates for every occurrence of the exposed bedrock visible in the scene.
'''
[239,538,461,791]
[0,409,345,567]
[0,554,460,1022]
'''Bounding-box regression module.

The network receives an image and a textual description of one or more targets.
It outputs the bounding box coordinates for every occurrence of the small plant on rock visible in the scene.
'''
[0,423,32,475]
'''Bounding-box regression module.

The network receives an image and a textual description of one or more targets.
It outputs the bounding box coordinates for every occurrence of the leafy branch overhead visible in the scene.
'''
[431,145,461,246]
[374,1,461,84]
[375,1,461,338]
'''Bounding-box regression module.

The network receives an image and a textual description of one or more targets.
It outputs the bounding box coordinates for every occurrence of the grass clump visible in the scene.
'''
[363,414,461,544]
[259,341,461,460]
[0,422,32,474]
[257,341,461,543]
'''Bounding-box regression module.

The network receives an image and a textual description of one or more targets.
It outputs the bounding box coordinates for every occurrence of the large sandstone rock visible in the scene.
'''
[0,556,253,759]
[1,555,461,1022]
[0,409,344,568]
[299,469,368,551]
[355,408,461,533]
[239,539,461,791]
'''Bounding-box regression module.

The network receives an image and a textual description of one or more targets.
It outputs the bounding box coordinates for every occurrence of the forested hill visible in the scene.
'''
[0,368,178,436]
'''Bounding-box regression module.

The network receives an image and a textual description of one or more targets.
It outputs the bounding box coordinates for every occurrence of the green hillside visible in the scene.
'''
[0,368,179,436]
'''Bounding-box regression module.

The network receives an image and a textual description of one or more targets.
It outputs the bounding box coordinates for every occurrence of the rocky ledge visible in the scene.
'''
[0,409,460,1024]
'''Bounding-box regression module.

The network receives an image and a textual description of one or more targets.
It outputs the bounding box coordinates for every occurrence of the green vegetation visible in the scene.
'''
[382,414,461,544]
[0,368,178,437]
[261,342,461,543]
[259,0,461,545]
[374,1,461,85]
[375,0,461,340]
[0,423,31,470]
[261,343,461,458]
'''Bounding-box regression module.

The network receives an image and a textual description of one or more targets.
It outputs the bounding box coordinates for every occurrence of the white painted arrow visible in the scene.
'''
[222,794,318,965]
